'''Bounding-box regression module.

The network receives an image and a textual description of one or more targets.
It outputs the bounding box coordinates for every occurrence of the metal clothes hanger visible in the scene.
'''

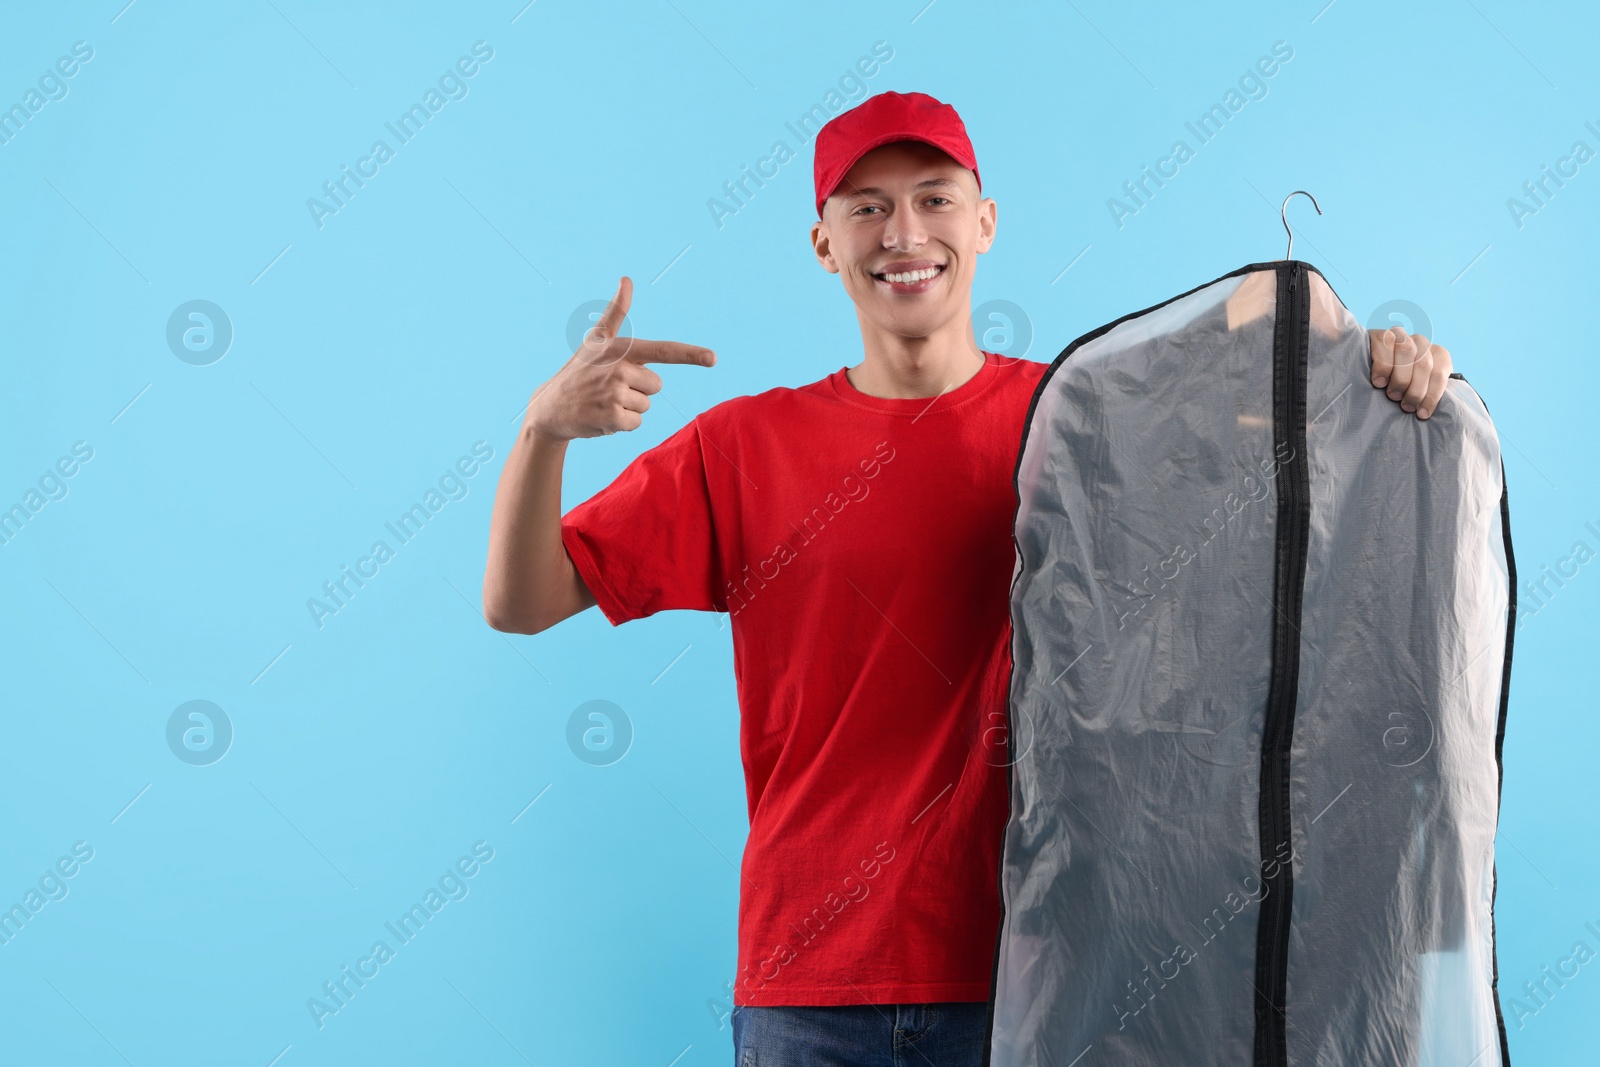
[1281,190,1322,260]
[1277,190,1347,337]
[1228,190,1331,331]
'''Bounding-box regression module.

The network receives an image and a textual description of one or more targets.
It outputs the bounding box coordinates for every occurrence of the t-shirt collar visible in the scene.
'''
[828,350,1000,415]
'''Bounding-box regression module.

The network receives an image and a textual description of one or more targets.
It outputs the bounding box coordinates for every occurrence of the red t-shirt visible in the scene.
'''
[560,350,1050,1006]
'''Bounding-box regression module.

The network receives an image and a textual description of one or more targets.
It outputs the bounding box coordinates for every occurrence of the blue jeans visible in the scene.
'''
[731,1002,991,1066]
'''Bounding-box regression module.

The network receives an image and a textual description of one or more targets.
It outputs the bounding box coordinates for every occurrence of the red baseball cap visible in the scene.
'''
[813,90,981,218]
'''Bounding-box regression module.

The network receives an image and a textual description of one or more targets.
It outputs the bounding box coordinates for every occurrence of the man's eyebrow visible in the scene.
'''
[838,177,963,202]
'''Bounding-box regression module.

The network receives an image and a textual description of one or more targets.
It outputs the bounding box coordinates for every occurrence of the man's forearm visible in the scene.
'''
[482,275,705,631]
[482,424,595,633]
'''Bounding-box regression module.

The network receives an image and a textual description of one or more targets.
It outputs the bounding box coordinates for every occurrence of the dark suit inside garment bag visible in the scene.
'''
[982,258,1516,1067]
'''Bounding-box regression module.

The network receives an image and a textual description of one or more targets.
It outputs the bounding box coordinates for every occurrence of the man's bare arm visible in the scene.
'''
[482,276,716,634]
[483,428,595,634]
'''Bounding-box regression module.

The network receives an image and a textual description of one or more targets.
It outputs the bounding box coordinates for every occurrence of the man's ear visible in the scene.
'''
[811,218,840,274]
[976,197,997,254]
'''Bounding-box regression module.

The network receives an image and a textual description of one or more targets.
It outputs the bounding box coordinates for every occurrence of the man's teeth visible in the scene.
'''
[882,266,942,284]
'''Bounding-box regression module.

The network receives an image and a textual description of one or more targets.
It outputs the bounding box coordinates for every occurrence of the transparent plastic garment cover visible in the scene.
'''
[984,263,1514,1067]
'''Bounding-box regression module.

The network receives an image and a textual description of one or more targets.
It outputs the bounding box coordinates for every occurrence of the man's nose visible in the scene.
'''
[883,206,927,251]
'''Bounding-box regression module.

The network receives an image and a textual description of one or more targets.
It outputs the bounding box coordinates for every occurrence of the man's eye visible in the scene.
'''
[853,205,881,216]
[927,196,951,206]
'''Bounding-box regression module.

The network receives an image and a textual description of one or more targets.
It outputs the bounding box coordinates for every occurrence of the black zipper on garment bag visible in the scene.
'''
[1252,262,1312,1067]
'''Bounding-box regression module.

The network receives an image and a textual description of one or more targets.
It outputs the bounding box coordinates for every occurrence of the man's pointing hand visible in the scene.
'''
[525,275,716,442]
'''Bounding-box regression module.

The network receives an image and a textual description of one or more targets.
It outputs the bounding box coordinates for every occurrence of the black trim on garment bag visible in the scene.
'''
[1457,375,1518,1067]
[1492,457,1517,1067]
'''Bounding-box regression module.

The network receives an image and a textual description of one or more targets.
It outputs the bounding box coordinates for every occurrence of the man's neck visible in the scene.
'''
[846,314,986,399]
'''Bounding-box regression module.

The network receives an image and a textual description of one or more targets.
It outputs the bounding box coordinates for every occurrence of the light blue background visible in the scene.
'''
[2,1,1595,1063]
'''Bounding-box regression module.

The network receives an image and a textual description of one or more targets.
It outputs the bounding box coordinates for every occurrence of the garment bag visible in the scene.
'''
[983,259,1516,1067]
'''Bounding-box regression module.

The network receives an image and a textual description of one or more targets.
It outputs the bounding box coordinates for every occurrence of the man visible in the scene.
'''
[482,91,1450,1065]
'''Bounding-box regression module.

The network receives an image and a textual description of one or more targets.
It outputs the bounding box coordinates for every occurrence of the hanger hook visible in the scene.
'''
[1281,190,1322,260]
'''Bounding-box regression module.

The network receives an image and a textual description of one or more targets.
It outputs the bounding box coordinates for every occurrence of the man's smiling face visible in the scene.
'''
[811,140,996,341]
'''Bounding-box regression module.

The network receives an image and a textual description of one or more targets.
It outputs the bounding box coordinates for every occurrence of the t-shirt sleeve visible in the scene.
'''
[559,417,724,626]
